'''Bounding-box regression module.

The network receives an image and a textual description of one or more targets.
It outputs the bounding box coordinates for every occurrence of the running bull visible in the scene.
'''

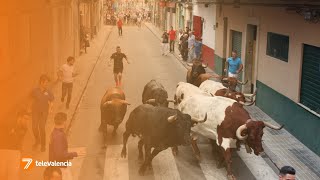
[186,61,213,87]
[177,95,283,179]
[199,80,257,105]
[142,79,175,107]
[99,87,130,135]
[121,104,207,175]
[174,82,211,105]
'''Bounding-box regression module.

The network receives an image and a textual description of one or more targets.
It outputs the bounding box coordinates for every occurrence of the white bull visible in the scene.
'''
[199,80,226,95]
[177,95,237,145]
[176,93,283,180]
[174,82,211,104]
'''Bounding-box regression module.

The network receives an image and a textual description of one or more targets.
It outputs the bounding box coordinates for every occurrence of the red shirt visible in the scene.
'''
[168,30,176,40]
[117,20,123,27]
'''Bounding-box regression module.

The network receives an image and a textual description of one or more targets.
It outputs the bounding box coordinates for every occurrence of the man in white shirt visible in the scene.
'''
[58,56,78,109]
[187,31,196,62]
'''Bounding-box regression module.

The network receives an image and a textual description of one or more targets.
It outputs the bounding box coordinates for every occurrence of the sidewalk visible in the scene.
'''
[20,25,114,180]
[145,22,320,180]
[144,23,219,77]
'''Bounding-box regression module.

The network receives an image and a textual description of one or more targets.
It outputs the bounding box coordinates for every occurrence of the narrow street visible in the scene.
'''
[2,1,320,180]
[66,25,275,180]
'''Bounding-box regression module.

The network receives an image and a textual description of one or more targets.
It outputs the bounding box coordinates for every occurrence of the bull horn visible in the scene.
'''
[210,93,214,97]
[263,121,284,130]
[237,79,248,85]
[191,113,207,123]
[252,88,258,97]
[222,77,228,81]
[167,114,178,123]
[120,100,131,105]
[236,124,248,140]
[202,63,208,68]
[103,101,112,106]
[167,99,176,103]
[239,99,256,106]
[187,63,193,67]
[145,99,156,104]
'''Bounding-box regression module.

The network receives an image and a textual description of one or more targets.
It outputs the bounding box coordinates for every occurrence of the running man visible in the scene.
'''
[108,46,130,86]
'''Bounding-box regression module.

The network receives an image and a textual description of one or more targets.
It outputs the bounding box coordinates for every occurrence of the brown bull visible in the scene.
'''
[215,88,257,106]
[99,87,130,136]
[177,95,284,179]
[220,76,248,91]
[186,61,210,87]
[216,103,283,179]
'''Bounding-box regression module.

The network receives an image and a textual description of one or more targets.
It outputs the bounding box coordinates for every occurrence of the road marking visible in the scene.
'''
[104,145,129,180]
[237,148,278,180]
[152,149,181,180]
[68,147,87,179]
[198,144,228,180]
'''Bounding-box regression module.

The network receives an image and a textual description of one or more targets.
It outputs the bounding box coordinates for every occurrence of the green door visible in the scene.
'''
[231,30,243,88]
[231,30,242,58]
[300,44,320,114]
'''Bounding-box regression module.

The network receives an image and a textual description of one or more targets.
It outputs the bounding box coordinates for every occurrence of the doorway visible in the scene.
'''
[244,24,257,94]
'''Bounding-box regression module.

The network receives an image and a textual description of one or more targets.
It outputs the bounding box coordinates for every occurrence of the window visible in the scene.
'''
[300,44,320,115]
[266,32,289,62]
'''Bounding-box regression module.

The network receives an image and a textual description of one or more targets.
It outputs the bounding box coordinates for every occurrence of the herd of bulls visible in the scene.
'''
[99,61,284,180]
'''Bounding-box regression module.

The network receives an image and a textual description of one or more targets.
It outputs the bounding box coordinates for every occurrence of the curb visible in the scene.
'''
[66,26,115,135]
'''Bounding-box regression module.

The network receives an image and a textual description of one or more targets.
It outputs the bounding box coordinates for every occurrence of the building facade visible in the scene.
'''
[192,1,216,69]
[0,0,103,124]
[215,3,320,155]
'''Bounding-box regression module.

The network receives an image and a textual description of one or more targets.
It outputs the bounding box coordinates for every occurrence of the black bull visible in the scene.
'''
[99,87,130,135]
[186,61,207,84]
[121,104,207,175]
[142,79,174,107]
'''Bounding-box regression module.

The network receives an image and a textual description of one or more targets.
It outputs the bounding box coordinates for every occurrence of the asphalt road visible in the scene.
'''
[67,25,275,180]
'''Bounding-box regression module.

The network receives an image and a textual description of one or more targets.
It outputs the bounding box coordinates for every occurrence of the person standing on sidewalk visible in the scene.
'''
[0,110,30,180]
[178,29,184,57]
[181,34,189,61]
[168,26,176,53]
[194,37,203,60]
[109,46,130,87]
[49,112,86,180]
[137,15,142,29]
[30,75,54,152]
[224,50,243,79]
[279,166,296,180]
[117,18,123,36]
[161,31,169,56]
[187,31,195,62]
[58,56,78,109]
